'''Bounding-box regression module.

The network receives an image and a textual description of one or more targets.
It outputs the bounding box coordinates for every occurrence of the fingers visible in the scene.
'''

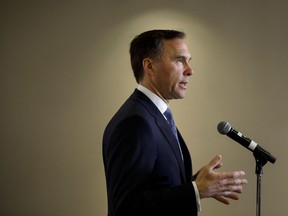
[214,196,231,205]
[208,156,246,180]
[217,184,245,195]
[220,170,246,179]
[224,193,240,200]
[217,175,247,195]
[208,154,222,171]
[196,155,248,202]
[214,193,240,205]
[219,176,248,187]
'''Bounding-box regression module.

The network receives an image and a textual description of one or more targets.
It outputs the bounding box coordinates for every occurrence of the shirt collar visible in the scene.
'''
[137,84,168,114]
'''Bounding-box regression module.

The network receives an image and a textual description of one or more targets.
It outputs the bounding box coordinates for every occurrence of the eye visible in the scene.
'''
[176,57,185,63]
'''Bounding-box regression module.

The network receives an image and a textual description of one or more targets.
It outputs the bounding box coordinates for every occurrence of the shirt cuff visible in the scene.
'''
[192,181,202,212]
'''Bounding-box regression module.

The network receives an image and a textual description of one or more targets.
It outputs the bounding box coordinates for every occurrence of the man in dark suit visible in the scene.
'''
[102,29,247,216]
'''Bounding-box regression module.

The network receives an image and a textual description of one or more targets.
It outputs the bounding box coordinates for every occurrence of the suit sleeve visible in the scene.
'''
[103,115,198,216]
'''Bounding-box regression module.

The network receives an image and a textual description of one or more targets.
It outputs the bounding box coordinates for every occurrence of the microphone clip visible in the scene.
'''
[253,146,271,175]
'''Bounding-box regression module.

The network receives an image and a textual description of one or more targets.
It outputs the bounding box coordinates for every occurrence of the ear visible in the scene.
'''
[142,57,156,77]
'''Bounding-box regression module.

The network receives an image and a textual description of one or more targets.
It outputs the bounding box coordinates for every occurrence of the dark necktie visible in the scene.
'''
[164,108,178,140]
[164,108,183,160]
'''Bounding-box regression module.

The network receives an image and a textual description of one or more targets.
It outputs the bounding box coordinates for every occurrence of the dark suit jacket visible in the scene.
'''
[103,89,198,216]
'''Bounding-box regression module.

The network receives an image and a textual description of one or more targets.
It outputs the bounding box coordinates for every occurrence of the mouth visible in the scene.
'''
[179,81,188,89]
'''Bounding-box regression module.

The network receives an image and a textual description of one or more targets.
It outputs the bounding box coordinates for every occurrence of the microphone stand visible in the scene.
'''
[253,149,268,216]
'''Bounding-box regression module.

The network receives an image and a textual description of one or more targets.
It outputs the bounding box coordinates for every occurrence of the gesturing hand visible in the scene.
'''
[194,154,248,205]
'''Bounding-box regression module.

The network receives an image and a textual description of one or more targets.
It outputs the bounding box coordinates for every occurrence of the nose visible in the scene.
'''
[184,62,193,76]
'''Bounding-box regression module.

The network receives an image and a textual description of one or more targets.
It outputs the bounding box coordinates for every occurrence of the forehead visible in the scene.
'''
[161,38,191,57]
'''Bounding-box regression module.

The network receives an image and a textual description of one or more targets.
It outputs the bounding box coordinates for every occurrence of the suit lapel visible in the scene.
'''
[177,131,193,182]
[131,89,186,182]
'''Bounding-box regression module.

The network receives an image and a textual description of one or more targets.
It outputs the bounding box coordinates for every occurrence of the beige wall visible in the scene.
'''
[1,1,287,215]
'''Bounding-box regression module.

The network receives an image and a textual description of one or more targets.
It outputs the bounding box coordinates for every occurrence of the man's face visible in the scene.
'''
[151,38,193,101]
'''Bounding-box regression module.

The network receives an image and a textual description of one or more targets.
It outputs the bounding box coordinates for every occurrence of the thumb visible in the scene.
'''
[208,154,223,171]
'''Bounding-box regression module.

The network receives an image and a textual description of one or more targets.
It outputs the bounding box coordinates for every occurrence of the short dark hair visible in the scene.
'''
[129,29,186,83]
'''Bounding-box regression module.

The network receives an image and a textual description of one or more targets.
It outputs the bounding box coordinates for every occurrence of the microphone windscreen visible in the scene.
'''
[217,121,231,135]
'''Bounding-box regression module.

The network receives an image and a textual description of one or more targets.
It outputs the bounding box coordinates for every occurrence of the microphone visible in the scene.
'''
[217,121,276,164]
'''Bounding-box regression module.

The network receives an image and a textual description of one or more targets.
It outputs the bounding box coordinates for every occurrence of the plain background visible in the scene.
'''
[1,0,287,215]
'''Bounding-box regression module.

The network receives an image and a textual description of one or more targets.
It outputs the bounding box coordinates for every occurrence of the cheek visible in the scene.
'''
[170,72,181,84]
[156,65,180,87]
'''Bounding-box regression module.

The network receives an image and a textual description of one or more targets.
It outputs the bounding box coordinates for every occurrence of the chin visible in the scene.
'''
[175,94,185,99]
[171,90,186,99]
[178,91,186,99]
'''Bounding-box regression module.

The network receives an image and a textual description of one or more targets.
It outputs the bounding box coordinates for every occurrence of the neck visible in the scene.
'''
[139,83,169,104]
